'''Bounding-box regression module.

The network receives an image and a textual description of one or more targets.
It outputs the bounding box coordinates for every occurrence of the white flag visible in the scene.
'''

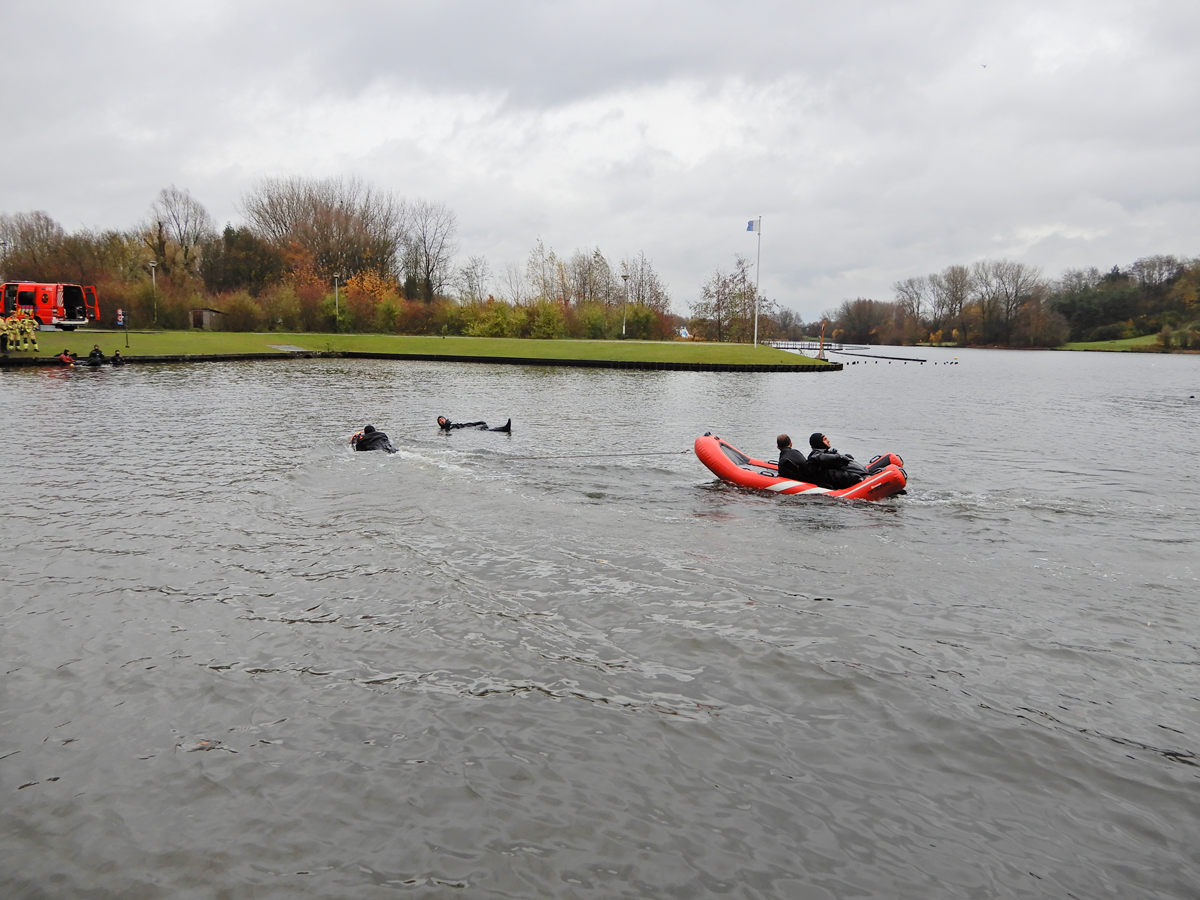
[746,218,760,232]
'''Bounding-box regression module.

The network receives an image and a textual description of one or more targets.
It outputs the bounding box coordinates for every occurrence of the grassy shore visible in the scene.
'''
[1062,334,1160,351]
[19,330,829,366]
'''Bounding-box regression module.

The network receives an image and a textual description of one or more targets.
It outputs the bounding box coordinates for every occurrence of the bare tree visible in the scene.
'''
[893,276,928,321]
[993,260,1043,343]
[60,230,144,285]
[620,251,672,314]
[0,211,66,278]
[893,275,933,340]
[1056,267,1102,294]
[406,199,458,302]
[1128,255,1183,289]
[455,254,492,304]
[929,264,972,341]
[693,265,732,342]
[970,260,1005,343]
[524,239,558,304]
[564,247,621,308]
[773,308,807,340]
[519,242,628,309]
[241,176,410,280]
[498,262,528,305]
[838,298,898,344]
[144,186,216,277]
[691,255,764,342]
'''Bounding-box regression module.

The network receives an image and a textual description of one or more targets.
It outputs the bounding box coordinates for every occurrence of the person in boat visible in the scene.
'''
[111,350,125,367]
[807,433,892,488]
[776,435,816,482]
[350,424,398,453]
[57,349,75,366]
[437,416,511,433]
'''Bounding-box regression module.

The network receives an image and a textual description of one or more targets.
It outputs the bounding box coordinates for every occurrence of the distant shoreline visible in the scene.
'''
[1,332,841,373]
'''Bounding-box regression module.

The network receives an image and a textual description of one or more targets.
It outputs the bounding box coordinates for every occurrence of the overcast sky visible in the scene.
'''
[3,1,1198,317]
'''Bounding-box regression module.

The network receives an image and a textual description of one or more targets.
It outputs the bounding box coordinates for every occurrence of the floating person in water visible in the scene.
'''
[350,424,398,453]
[776,434,815,482]
[437,416,511,433]
[111,350,125,367]
[806,433,890,488]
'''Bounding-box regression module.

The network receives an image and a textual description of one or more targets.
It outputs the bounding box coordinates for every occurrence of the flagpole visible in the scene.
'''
[753,216,761,347]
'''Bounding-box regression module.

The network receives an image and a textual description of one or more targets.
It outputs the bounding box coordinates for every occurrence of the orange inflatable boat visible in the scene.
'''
[694,433,907,500]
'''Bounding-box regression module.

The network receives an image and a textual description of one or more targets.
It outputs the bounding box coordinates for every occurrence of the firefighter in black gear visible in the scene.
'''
[350,425,398,453]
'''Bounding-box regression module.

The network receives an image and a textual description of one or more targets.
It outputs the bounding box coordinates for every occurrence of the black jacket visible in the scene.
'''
[353,431,397,453]
[439,420,487,431]
[807,447,869,489]
[777,447,814,482]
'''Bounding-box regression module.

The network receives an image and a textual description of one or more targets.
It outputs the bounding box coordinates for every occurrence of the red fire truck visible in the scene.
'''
[1,282,100,330]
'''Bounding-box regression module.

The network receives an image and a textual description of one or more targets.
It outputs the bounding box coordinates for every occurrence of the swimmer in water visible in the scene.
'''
[350,425,398,453]
[437,416,511,433]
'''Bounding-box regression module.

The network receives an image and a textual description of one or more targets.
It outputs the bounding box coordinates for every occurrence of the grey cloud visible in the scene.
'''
[2,1,1199,317]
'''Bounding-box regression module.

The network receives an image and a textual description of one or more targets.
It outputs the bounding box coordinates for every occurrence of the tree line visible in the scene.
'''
[7,181,1193,348]
[820,255,1200,349]
[0,178,682,340]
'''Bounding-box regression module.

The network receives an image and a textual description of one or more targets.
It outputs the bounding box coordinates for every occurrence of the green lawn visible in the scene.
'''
[1062,334,1160,351]
[20,330,829,366]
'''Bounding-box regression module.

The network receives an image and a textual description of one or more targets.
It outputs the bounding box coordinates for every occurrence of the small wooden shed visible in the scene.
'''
[189,308,226,331]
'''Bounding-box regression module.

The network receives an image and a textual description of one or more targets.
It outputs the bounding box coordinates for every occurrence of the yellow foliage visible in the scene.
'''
[1168,269,1200,311]
[346,270,399,303]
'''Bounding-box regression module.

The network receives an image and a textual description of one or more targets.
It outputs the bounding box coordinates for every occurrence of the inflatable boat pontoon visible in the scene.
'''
[694,433,907,500]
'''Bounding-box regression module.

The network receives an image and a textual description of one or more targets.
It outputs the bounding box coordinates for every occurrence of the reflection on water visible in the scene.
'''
[2,347,1198,898]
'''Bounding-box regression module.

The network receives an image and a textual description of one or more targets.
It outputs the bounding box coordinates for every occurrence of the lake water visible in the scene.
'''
[1,347,1198,899]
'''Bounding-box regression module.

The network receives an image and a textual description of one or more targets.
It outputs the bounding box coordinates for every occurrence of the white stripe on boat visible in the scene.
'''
[765,481,830,494]
[765,481,801,491]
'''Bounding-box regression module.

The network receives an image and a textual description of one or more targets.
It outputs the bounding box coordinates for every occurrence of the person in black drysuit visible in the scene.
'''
[88,344,106,364]
[110,351,125,367]
[351,424,398,453]
[806,432,890,489]
[437,416,511,433]
[776,434,816,482]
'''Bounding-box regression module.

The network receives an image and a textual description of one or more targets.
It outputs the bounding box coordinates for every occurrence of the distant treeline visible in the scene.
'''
[819,256,1200,349]
[7,181,1193,347]
[0,178,685,340]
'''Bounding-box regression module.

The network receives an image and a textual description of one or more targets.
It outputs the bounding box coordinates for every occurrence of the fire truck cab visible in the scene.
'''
[2,282,99,330]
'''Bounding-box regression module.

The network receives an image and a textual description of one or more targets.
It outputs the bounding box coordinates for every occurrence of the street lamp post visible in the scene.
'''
[148,260,157,325]
[621,273,629,338]
[751,216,761,348]
[333,274,341,333]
